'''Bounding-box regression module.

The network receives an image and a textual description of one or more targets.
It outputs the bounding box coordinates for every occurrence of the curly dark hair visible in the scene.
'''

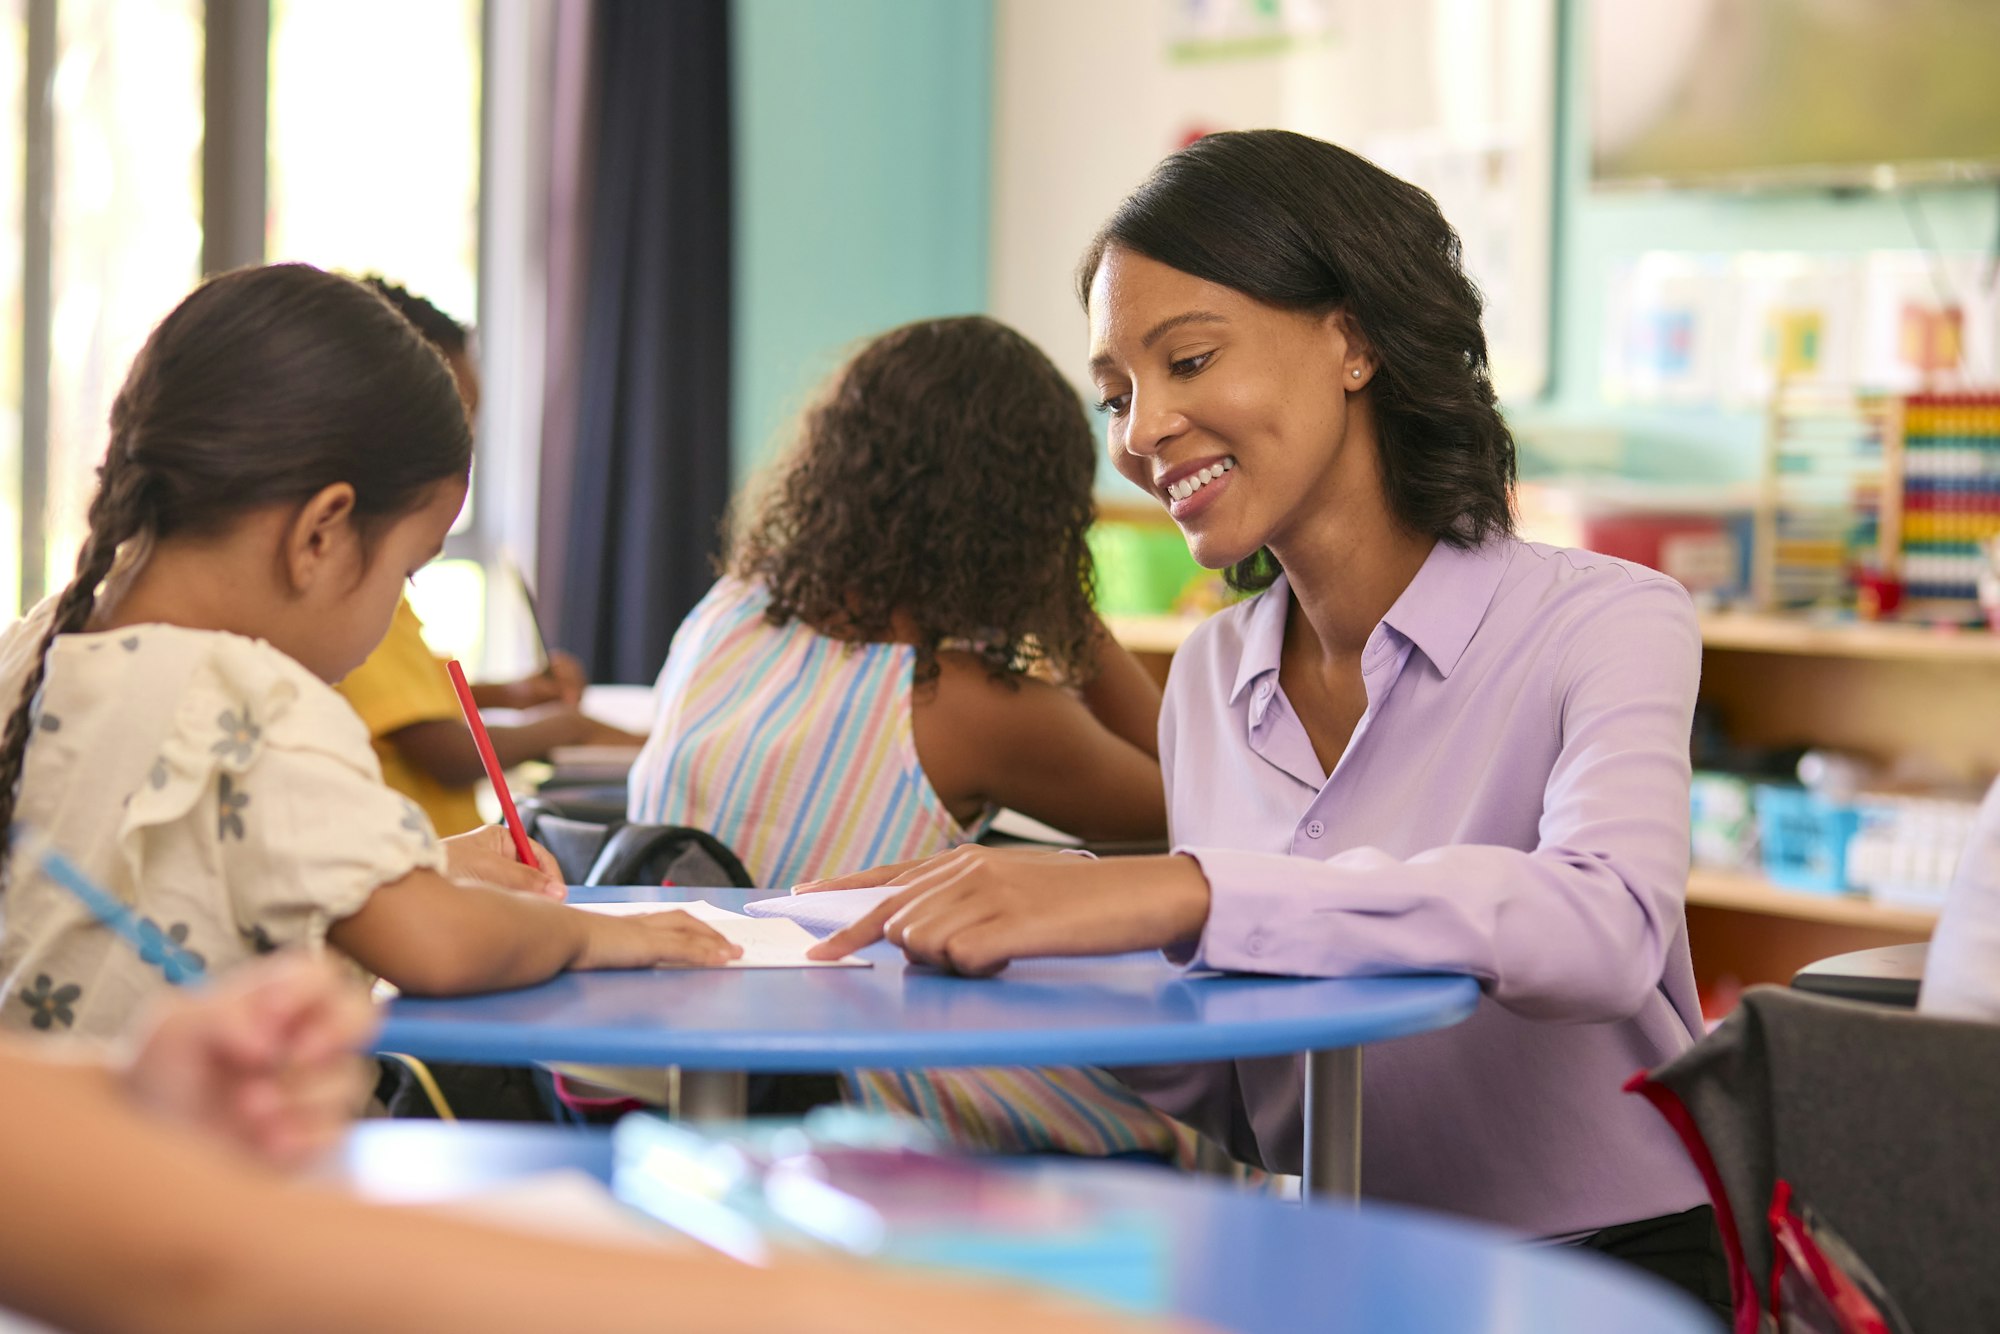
[730,316,1100,683]
[1077,129,1516,591]
[359,274,468,357]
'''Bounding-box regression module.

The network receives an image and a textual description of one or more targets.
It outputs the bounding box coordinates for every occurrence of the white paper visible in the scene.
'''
[741,885,899,935]
[575,901,869,968]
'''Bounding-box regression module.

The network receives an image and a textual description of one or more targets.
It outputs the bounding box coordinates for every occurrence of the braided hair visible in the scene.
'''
[0,263,473,886]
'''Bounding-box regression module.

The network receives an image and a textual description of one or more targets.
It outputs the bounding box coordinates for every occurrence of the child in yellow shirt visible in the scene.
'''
[337,278,636,835]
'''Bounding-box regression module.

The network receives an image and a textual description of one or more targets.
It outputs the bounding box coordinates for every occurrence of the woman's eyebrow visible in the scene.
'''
[1089,310,1230,372]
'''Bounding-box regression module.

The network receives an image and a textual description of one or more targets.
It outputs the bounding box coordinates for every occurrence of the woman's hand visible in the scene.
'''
[801,846,1211,974]
[119,953,378,1170]
[575,908,743,970]
[441,825,567,900]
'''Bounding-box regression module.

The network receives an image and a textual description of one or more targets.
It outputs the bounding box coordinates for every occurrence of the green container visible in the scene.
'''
[1089,521,1203,615]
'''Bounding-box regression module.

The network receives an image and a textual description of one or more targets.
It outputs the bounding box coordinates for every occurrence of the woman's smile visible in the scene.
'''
[1158,454,1236,520]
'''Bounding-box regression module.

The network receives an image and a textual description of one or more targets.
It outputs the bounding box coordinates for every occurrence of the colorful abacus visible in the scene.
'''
[1899,393,2000,603]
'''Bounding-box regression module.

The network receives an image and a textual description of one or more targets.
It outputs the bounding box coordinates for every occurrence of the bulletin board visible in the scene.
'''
[990,0,1557,403]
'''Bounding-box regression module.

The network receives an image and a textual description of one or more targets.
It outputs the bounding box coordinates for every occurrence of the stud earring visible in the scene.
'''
[1351,369,1362,378]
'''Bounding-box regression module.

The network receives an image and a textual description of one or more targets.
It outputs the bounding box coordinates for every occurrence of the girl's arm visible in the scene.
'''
[1077,617,1164,759]
[0,1045,1189,1334]
[915,651,1166,844]
[326,871,738,995]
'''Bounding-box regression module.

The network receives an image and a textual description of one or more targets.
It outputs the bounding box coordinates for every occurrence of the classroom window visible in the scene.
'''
[5,1,503,663]
[45,0,203,592]
[0,1,23,615]
[266,0,480,325]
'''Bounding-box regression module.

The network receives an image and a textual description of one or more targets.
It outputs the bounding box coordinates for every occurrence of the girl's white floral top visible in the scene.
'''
[0,601,444,1041]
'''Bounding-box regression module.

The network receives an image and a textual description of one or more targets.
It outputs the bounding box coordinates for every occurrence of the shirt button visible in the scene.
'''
[1306,820,1325,839]
[1245,930,1269,956]
[1255,680,1274,701]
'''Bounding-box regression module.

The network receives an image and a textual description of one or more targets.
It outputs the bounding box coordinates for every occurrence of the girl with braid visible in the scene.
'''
[0,263,736,1044]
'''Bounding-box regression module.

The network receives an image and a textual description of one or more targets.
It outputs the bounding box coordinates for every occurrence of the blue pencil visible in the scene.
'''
[13,827,206,986]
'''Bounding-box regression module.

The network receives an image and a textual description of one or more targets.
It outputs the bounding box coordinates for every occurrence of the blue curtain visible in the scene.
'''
[558,0,732,683]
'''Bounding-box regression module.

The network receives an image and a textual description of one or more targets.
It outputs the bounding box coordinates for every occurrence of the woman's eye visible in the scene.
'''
[1170,351,1213,377]
[1094,392,1131,417]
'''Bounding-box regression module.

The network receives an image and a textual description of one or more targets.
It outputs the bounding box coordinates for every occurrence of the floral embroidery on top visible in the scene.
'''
[136,917,207,984]
[36,712,60,733]
[241,923,278,955]
[217,774,249,841]
[399,798,436,848]
[19,975,81,1030]
[119,636,140,652]
[148,757,169,790]
[211,707,262,766]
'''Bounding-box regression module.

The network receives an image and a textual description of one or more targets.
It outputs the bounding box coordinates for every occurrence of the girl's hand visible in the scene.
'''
[802,846,1211,974]
[441,826,567,900]
[119,953,378,1170]
[575,908,743,970]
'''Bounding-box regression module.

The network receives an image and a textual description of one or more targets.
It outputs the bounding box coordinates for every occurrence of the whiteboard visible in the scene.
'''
[990,0,1555,406]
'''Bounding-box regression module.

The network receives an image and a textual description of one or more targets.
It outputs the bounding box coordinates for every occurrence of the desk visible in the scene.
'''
[1791,942,1927,1007]
[337,1122,1715,1334]
[379,887,1479,1203]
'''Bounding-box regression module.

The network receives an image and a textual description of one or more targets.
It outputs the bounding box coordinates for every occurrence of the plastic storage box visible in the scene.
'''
[1754,784,1864,892]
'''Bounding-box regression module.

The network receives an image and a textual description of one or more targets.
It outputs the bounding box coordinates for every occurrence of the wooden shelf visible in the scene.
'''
[1697,611,2000,664]
[1686,868,1938,934]
[1109,608,2000,665]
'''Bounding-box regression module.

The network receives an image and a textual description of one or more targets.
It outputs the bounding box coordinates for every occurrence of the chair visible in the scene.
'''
[584,823,754,888]
[1631,985,2000,1332]
[514,800,620,885]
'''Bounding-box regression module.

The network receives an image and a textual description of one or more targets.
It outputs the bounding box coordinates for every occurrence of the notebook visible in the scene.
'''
[575,900,869,968]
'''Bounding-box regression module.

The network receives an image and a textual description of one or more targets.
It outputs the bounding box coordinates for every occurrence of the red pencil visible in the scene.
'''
[445,658,538,866]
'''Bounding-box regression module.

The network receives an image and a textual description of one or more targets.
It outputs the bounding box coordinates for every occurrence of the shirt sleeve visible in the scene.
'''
[1179,574,1701,1025]
[1918,777,2000,1021]
[335,598,462,739]
[220,703,448,952]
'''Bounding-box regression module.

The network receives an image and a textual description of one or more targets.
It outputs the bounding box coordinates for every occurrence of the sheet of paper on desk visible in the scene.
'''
[576,901,870,968]
[742,885,898,935]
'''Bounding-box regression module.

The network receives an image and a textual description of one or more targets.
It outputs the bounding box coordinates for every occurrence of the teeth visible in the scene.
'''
[1167,457,1234,503]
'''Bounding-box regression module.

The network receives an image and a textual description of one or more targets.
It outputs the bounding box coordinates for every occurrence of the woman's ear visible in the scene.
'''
[280,483,359,596]
[1325,310,1375,391]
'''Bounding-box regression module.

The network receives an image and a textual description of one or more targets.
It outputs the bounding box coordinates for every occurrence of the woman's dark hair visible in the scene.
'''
[0,263,473,875]
[1077,129,1515,590]
[730,315,1100,683]
[359,274,468,357]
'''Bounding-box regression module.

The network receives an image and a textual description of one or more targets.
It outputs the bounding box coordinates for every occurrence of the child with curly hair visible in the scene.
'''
[628,315,1193,1160]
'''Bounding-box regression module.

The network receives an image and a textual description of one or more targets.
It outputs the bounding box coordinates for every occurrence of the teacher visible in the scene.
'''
[807,129,1725,1316]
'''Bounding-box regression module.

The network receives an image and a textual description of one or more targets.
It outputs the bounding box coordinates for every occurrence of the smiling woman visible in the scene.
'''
[804,130,1732,1320]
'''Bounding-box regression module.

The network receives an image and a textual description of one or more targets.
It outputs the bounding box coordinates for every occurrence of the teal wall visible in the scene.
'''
[1514,0,2000,482]
[731,0,994,477]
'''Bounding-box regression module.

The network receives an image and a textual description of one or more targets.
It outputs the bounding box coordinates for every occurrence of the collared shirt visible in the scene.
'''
[1121,537,1710,1236]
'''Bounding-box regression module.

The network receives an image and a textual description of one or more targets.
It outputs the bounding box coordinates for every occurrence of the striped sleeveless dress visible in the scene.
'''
[629,577,1198,1162]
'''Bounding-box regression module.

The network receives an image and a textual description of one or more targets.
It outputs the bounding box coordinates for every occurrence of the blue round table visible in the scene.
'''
[378,886,1480,1202]
[337,1122,1717,1334]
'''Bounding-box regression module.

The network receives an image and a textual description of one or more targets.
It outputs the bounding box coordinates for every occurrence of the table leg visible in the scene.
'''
[1301,1047,1361,1204]
[675,1069,748,1121]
